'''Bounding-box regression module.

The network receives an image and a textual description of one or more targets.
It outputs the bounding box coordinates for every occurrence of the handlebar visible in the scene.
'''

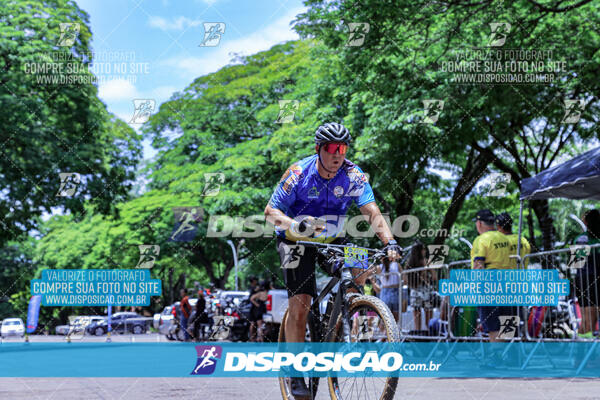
[295,241,402,264]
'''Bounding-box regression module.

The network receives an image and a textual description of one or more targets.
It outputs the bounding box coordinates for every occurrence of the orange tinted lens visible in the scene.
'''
[324,143,348,154]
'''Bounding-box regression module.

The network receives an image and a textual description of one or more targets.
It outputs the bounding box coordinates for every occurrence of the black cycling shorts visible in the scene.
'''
[277,237,344,298]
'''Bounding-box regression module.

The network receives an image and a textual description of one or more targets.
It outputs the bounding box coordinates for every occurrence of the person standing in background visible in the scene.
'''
[180,288,192,341]
[471,209,512,342]
[496,212,531,268]
[193,287,209,341]
[250,280,270,342]
[378,256,400,322]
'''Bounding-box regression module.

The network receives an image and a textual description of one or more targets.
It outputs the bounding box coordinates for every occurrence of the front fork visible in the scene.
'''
[340,268,361,342]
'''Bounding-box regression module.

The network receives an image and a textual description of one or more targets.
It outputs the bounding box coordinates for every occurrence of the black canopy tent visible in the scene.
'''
[517,146,600,257]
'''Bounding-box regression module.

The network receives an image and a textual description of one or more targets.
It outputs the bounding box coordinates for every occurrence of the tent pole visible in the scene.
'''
[517,199,524,266]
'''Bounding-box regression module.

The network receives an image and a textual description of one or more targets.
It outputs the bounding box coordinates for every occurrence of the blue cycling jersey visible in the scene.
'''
[268,154,375,242]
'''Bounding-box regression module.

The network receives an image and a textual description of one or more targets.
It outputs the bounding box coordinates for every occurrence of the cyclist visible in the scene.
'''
[264,122,400,397]
[496,212,531,268]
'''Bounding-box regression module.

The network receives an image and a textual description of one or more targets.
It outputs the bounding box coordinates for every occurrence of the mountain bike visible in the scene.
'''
[278,241,400,400]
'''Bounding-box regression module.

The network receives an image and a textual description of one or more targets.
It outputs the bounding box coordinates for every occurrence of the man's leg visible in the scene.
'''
[181,316,189,340]
[285,294,312,342]
[278,238,317,398]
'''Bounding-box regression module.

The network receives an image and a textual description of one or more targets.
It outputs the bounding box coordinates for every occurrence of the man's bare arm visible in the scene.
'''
[473,259,485,269]
[264,204,295,231]
[359,202,394,244]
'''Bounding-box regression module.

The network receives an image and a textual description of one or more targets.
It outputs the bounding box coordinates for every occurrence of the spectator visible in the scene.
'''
[248,276,259,295]
[404,241,436,333]
[378,256,400,322]
[471,209,512,342]
[249,280,270,342]
[180,288,192,341]
[193,287,209,341]
[364,277,380,297]
[573,209,600,337]
[496,212,531,268]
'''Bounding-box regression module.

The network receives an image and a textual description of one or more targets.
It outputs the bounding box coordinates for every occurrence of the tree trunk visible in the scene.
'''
[530,199,555,252]
[434,148,494,245]
[168,267,174,304]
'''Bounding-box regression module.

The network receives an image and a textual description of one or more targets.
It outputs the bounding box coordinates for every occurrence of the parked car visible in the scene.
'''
[56,316,104,335]
[262,289,288,341]
[158,304,177,338]
[154,305,173,330]
[1,318,25,338]
[85,312,149,336]
[219,291,249,307]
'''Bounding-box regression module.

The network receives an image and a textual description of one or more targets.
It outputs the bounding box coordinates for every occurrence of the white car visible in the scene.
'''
[1,318,25,338]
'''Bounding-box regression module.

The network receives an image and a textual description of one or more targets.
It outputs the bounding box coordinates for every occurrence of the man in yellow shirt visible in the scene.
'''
[470,209,513,342]
[471,210,511,270]
[496,212,531,268]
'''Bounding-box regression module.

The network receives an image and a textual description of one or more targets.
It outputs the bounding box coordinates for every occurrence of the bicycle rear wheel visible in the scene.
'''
[327,295,399,400]
[278,308,320,400]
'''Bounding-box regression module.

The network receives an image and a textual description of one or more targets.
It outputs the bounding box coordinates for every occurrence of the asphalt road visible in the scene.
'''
[1,333,170,342]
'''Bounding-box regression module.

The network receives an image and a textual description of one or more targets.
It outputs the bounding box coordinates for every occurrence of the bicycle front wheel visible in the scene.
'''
[327,295,399,400]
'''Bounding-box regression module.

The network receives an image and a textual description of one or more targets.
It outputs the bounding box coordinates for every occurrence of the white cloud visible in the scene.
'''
[98,79,140,101]
[151,85,179,101]
[148,16,203,31]
[161,7,304,78]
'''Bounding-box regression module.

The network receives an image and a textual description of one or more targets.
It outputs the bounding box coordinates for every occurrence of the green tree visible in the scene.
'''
[0,0,142,246]
[296,0,600,251]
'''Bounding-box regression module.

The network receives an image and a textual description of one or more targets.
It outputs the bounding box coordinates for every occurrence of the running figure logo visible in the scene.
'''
[136,245,160,269]
[169,207,204,242]
[427,245,449,266]
[281,243,305,270]
[487,172,511,197]
[561,99,585,124]
[209,317,235,341]
[130,99,156,124]
[56,172,81,197]
[275,100,299,123]
[488,22,511,47]
[58,23,80,46]
[355,316,379,340]
[498,316,520,339]
[422,100,444,124]
[199,23,225,47]
[202,173,225,197]
[191,345,223,375]
[346,23,370,47]
[568,245,591,269]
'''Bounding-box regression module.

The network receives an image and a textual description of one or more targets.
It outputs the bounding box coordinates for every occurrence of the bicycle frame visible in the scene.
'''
[296,241,389,343]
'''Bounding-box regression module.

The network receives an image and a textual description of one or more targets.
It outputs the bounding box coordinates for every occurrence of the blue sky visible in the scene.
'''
[75,0,306,160]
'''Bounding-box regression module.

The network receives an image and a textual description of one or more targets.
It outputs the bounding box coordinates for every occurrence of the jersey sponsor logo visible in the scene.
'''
[346,167,367,197]
[334,185,344,198]
[281,165,303,194]
[308,186,320,199]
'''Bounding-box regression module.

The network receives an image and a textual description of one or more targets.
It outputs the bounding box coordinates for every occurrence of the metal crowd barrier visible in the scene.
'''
[370,242,600,345]
[446,260,490,341]
[396,264,450,341]
[521,243,600,343]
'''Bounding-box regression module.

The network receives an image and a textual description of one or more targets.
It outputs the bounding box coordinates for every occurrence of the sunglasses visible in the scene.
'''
[322,142,348,155]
